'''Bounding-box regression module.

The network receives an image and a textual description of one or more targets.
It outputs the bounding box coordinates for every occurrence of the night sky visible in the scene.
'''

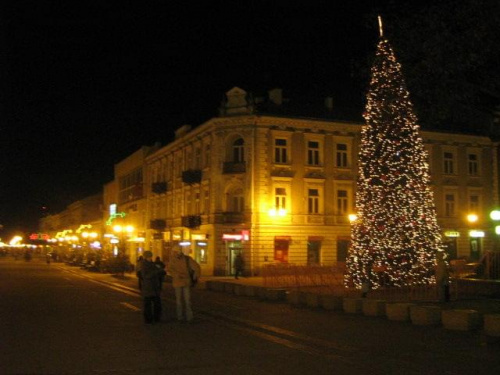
[0,0,495,239]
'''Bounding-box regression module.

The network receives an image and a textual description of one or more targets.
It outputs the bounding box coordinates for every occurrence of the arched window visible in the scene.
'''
[226,187,244,213]
[233,138,245,163]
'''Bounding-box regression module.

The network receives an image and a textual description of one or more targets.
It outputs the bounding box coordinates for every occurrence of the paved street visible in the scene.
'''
[1,257,499,375]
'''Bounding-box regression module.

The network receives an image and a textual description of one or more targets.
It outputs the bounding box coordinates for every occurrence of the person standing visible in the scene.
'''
[167,249,201,323]
[154,256,166,291]
[136,255,144,290]
[234,253,244,279]
[141,251,165,324]
[435,251,450,302]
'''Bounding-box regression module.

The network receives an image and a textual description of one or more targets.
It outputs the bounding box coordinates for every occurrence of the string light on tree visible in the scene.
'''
[345,16,444,289]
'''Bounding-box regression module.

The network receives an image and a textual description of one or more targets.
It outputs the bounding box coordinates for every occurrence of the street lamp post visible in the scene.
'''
[113,224,134,256]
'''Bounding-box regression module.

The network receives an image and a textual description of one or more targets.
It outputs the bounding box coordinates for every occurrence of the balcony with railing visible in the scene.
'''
[149,219,167,231]
[214,211,249,224]
[182,169,202,185]
[151,182,167,194]
[181,215,202,228]
[222,162,246,174]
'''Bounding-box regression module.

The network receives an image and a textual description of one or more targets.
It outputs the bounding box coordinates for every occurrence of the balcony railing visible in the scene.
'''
[181,215,202,228]
[222,162,246,174]
[182,169,202,184]
[149,219,166,231]
[214,212,249,224]
[151,182,167,194]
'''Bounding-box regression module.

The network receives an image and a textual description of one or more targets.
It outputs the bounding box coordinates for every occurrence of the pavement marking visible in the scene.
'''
[120,302,141,312]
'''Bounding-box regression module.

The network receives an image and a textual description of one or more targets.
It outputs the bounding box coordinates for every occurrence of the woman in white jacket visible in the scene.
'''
[168,249,201,322]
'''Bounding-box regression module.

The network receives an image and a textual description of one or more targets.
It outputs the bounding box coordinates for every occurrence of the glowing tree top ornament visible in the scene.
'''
[345,16,444,289]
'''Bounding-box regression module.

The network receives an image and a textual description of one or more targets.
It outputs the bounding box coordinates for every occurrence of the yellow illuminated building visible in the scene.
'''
[144,87,498,276]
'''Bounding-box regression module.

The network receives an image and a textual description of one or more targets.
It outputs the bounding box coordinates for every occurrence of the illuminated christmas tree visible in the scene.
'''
[345,24,444,289]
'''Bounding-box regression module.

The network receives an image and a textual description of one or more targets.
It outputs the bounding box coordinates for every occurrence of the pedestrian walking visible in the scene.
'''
[141,251,165,324]
[234,253,244,279]
[167,248,201,323]
[136,255,144,290]
[154,256,166,290]
[435,251,450,302]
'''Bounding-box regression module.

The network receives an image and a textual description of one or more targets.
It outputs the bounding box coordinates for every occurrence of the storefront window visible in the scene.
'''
[274,237,289,263]
[194,240,208,264]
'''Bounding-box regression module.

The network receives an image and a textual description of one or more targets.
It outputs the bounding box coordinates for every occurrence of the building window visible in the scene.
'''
[469,194,480,213]
[443,152,455,175]
[204,144,211,168]
[337,189,348,215]
[274,237,289,263]
[336,143,348,168]
[228,188,244,212]
[307,141,320,166]
[185,191,191,215]
[468,154,479,176]
[274,138,288,164]
[275,187,287,210]
[445,194,456,217]
[307,240,321,265]
[203,188,209,214]
[308,189,319,214]
[194,191,201,214]
[185,149,192,169]
[233,138,245,163]
[194,147,201,169]
[337,238,350,263]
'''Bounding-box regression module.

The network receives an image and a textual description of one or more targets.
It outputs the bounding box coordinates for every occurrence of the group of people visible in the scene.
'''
[136,249,201,325]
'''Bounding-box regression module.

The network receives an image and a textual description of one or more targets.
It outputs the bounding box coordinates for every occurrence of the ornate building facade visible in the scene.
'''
[143,87,498,276]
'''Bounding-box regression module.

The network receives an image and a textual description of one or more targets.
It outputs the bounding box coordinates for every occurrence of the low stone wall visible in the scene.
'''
[442,309,482,331]
[410,305,442,326]
[386,303,415,322]
[321,295,343,311]
[343,298,363,314]
[362,299,386,317]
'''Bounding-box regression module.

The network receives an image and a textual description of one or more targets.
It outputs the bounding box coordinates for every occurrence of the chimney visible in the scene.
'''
[268,88,283,106]
[325,96,334,111]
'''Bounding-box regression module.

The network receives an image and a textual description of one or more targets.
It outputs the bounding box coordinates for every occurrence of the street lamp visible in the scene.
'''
[113,225,135,255]
[467,213,478,224]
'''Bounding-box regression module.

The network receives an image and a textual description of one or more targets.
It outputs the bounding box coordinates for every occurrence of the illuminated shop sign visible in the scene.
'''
[469,230,485,238]
[222,230,250,241]
[444,231,460,238]
[29,233,50,240]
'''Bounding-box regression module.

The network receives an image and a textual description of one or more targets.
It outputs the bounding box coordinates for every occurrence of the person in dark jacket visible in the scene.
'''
[154,256,166,291]
[141,251,165,324]
[136,256,144,290]
[234,253,244,279]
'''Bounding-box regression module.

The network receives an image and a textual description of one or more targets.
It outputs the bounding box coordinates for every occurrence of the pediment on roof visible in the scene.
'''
[225,87,247,96]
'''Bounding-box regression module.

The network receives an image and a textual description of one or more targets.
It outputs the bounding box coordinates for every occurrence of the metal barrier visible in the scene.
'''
[262,264,345,294]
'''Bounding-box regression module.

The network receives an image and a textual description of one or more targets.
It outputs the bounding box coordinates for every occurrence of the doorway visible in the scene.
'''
[226,240,243,275]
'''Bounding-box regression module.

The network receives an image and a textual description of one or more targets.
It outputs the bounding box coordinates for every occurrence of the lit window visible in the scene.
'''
[308,189,319,214]
[445,194,456,217]
[307,141,320,165]
[444,152,455,174]
[233,138,245,163]
[336,143,348,168]
[274,138,288,164]
[469,194,480,212]
[468,154,478,176]
[275,188,286,210]
[337,190,348,214]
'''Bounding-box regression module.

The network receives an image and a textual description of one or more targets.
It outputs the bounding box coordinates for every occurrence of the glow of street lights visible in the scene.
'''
[490,210,500,221]
[467,214,478,223]
[268,208,286,217]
